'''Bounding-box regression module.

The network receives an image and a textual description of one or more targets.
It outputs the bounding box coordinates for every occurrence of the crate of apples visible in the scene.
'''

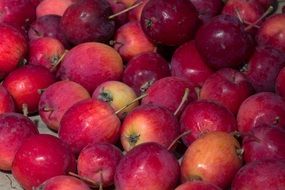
[0,0,285,189]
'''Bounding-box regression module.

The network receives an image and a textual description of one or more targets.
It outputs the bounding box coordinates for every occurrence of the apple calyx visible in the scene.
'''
[188,174,203,181]
[174,88,190,116]
[98,89,113,103]
[127,133,141,148]
[140,79,155,94]
[108,1,143,20]
[50,50,68,72]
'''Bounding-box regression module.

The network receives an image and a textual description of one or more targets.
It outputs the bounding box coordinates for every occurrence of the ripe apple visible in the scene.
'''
[275,66,285,98]
[57,42,124,94]
[181,131,243,189]
[107,0,128,28]
[58,99,121,155]
[12,134,76,190]
[2,65,56,114]
[38,80,90,132]
[77,142,123,188]
[128,0,148,21]
[92,80,138,119]
[114,142,180,190]
[0,113,39,171]
[120,104,180,151]
[175,181,222,190]
[180,100,237,146]
[37,175,91,190]
[0,85,15,114]
[36,0,77,18]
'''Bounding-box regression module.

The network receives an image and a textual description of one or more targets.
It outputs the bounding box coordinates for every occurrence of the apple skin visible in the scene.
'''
[12,134,76,190]
[175,181,222,190]
[77,142,123,187]
[0,85,15,114]
[37,175,91,190]
[58,99,121,155]
[141,76,198,115]
[2,65,56,114]
[275,66,285,98]
[113,21,156,61]
[38,80,90,132]
[171,40,214,87]
[242,125,285,163]
[122,51,170,95]
[107,0,128,28]
[180,100,237,146]
[36,0,77,18]
[0,113,39,171]
[181,131,242,189]
[231,159,285,190]
[237,92,285,133]
[56,42,124,94]
[28,37,66,72]
[0,23,28,79]
[200,68,255,115]
[114,142,180,190]
[92,80,138,119]
[128,0,149,21]
[120,104,180,151]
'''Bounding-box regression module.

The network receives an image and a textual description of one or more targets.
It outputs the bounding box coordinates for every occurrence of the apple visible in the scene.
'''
[2,65,56,114]
[180,100,237,146]
[181,131,243,189]
[175,181,222,190]
[92,80,138,119]
[200,68,255,115]
[107,0,128,28]
[77,142,123,188]
[122,51,170,95]
[0,23,28,79]
[58,99,121,155]
[140,0,199,46]
[36,0,77,18]
[56,42,124,94]
[231,159,285,189]
[275,66,285,98]
[120,104,180,151]
[38,80,90,132]
[0,113,39,171]
[128,0,148,21]
[170,40,214,87]
[12,134,76,190]
[37,175,91,190]
[237,92,285,133]
[28,37,66,72]
[0,85,15,114]
[114,142,180,190]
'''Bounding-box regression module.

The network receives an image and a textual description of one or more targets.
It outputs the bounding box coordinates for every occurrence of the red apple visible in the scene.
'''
[37,175,91,190]
[237,92,285,133]
[200,68,255,115]
[171,40,214,87]
[0,113,39,171]
[38,80,90,132]
[36,0,77,18]
[0,85,15,114]
[107,0,128,28]
[181,131,243,189]
[120,104,180,151]
[58,99,121,155]
[77,142,123,188]
[275,66,285,98]
[113,21,156,61]
[56,42,124,94]
[175,181,222,190]
[180,100,237,146]
[12,134,76,190]
[2,65,56,114]
[231,159,285,190]
[114,142,180,190]
[128,0,148,21]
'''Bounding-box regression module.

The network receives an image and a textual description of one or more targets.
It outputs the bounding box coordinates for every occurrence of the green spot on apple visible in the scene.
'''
[127,133,140,147]
[98,89,113,103]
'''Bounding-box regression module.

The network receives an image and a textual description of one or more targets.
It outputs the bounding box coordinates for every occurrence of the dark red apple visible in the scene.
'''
[114,142,180,190]
[275,66,285,98]
[231,159,285,190]
[120,104,180,151]
[12,134,76,190]
[0,113,39,171]
[140,0,199,46]
[200,68,255,115]
[180,100,237,146]
[38,80,90,132]
[237,92,285,133]
[56,42,124,94]
[122,51,170,95]
[2,65,56,114]
[171,40,214,87]
[0,85,15,114]
[107,0,128,28]
[181,131,243,189]
[77,142,123,188]
[36,0,77,18]
[58,99,121,155]
[175,181,222,190]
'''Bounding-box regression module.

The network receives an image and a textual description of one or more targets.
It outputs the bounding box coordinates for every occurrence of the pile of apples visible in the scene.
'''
[0,0,285,189]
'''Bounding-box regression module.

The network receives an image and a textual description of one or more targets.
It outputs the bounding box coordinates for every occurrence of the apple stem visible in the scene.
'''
[50,50,68,72]
[22,104,29,117]
[167,130,191,151]
[115,93,147,115]
[108,1,143,20]
[37,88,46,94]
[69,172,99,187]
[174,88,189,116]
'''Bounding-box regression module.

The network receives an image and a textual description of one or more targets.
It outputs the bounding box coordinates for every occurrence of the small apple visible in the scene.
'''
[36,0,77,18]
